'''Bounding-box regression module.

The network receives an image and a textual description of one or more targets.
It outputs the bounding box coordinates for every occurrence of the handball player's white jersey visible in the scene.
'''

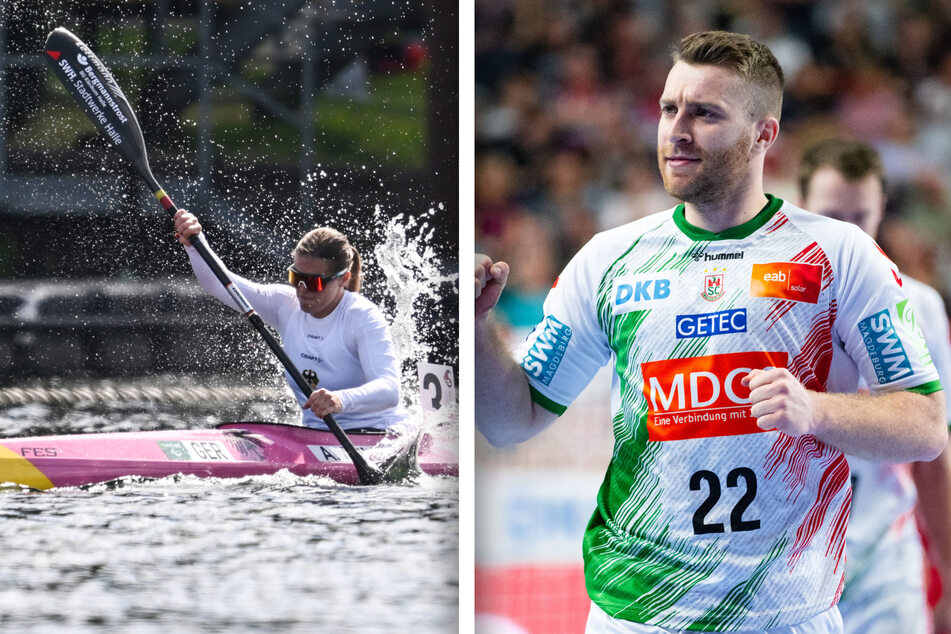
[515,196,941,630]
[839,276,951,634]
[186,236,408,431]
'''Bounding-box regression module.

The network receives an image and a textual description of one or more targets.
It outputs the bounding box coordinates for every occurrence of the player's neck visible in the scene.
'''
[683,184,769,235]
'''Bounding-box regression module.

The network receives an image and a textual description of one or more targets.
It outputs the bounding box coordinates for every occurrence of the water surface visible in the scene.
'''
[0,386,458,633]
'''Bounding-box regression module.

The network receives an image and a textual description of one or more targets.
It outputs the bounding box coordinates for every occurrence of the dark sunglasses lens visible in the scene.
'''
[289,269,327,292]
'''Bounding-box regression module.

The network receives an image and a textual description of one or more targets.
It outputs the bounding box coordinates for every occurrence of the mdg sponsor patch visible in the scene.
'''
[641,350,788,441]
[521,315,572,386]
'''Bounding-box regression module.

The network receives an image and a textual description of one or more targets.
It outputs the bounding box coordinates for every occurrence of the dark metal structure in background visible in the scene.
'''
[0,1,458,378]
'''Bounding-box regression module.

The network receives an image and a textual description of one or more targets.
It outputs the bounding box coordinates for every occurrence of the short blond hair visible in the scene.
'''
[675,30,784,120]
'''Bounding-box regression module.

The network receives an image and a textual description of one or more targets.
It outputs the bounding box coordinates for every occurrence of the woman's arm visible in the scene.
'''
[333,304,402,415]
[174,209,286,327]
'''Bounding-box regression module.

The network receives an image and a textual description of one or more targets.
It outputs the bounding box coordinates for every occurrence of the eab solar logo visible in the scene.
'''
[521,316,572,386]
[858,308,913,384]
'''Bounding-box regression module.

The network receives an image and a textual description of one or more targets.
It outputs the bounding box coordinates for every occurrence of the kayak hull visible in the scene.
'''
[0,422,458,489]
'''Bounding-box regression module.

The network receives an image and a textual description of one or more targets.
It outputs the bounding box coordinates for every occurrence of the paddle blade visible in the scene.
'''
[44,27,159,192]
[379,431,423,483]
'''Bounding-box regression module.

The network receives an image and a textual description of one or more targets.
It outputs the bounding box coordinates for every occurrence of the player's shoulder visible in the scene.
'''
[584,207,677,253]
[343,291,387,322]
[776,199,871,244]
[775,199,883,267]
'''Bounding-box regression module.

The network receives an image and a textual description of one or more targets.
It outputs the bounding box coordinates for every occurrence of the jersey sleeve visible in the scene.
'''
[513,238,614,414]
[335,301,402,415]
[834,231,941,395]
[184,233,294,331]
[907,280,951,421]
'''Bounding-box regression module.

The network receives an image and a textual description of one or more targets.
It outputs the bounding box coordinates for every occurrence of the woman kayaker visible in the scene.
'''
[173,209,408,432]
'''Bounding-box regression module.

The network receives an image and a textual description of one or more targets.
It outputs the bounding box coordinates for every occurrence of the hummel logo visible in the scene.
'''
[690,251,744,262]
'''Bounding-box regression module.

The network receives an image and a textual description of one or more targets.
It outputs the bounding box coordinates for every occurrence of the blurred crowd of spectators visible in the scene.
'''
[475,0,951,331]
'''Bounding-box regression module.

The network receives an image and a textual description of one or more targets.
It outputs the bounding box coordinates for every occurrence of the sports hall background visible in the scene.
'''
[474,2,951,631]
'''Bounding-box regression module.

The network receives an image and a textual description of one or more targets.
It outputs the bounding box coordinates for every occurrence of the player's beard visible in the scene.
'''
[658,130,754,206]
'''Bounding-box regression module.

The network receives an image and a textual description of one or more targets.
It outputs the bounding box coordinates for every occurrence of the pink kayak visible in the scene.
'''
[0,422,458,489]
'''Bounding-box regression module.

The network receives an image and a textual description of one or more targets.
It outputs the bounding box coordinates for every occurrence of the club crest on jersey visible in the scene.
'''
[641,351,788,441]
[520,315,572,386]
[612,273,675,315]
[859,308,914,384]
[701,268,725,302]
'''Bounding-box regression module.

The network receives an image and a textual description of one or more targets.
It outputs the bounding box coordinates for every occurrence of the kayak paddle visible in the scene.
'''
[43,26,392,485]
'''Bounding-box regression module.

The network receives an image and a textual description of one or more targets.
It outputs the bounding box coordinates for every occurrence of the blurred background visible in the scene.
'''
[0,0,458,392]
[474,1,951,631]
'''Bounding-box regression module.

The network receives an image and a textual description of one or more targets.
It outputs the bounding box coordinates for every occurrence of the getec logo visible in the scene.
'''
[676,308,747,339]
[641,350,788,441]
[612,273,675,315]
[521,316,572,386]
[858,308,913,384]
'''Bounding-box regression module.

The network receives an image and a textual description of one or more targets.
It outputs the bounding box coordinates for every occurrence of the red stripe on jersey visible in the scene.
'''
[764,212,789,234]
[875,243,903,287]
[788,300,837,392]
[827,487,851,574]
[831,569,847,608]
[764,434,824,504]
[786,452,849,571]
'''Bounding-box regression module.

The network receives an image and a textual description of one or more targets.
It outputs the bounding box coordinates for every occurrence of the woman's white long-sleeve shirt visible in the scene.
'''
[185,235,408,430]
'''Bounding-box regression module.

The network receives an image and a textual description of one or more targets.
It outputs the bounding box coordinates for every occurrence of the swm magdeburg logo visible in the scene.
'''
[520,316,572,386]
[858,308,914,384]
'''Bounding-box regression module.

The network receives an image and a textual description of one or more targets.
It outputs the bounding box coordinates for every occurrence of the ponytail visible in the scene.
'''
[346,245,362,292]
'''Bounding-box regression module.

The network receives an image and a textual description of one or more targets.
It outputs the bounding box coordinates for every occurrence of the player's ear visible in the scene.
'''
[752,117,779,154]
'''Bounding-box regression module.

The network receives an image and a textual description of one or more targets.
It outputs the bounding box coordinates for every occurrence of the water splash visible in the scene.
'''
[370,204,457,414]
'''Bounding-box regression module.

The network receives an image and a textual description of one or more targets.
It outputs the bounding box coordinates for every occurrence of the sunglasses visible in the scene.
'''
[287,266,348,292]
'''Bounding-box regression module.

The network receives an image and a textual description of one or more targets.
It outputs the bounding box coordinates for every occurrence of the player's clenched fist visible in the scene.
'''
[475,254,509,321]
[742,368,817,436]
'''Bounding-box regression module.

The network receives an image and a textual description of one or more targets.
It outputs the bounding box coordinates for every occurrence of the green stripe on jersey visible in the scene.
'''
[690,536,788,630]
[906,380,942,395]
[584,499,727,623]
[528,385,567,415]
